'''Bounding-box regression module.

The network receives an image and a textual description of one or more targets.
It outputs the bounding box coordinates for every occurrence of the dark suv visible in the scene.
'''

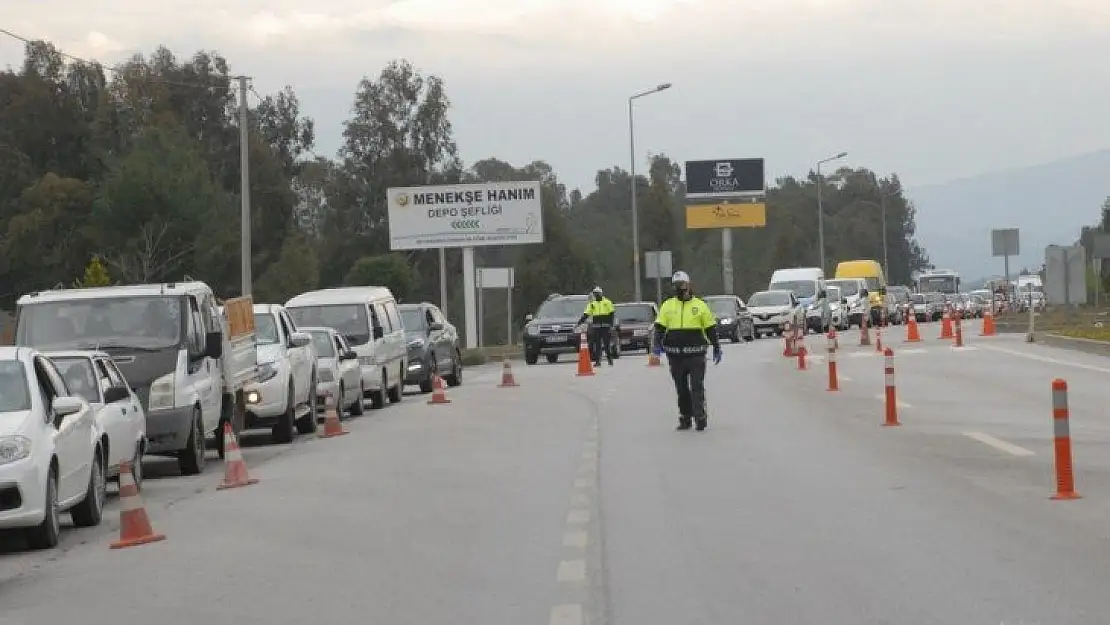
[522,294,618,365]
[703,295,755,342]
[614,301,658,352]
[397,302,462,392]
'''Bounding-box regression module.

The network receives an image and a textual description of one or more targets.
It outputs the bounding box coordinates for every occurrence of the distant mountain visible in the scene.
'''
[908,150,1110,282]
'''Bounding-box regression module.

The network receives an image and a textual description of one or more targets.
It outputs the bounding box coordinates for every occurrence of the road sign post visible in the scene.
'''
[991,228,1020,304]
[684,159,767,294]
[476,267,515,347]
[1087,233,1110,307]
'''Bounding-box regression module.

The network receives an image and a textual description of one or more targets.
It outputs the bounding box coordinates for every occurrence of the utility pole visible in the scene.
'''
[238,75,252,297]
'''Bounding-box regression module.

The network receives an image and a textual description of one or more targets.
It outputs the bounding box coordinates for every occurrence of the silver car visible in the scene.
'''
[747,290,803,338]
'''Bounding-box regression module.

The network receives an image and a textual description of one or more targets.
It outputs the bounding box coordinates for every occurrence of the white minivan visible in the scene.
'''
[769,267,829,333]
[285,287,407,410]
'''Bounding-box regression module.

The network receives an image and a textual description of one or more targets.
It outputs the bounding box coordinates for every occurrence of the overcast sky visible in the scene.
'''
[4,0,1110,194]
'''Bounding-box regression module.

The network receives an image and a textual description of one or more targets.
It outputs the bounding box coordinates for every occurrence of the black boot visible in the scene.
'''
[695,417,707,431]
[676,417,692,431]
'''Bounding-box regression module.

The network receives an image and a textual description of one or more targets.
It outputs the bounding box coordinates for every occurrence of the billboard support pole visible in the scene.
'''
[439,247,448,313]
[1003,254,1010,306]
[722,226,734,295]
[463,247,477,349]
[655,256,663,304]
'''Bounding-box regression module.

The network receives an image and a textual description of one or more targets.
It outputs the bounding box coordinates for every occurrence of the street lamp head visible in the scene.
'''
[835,151,848,159]
[657,83,672,91]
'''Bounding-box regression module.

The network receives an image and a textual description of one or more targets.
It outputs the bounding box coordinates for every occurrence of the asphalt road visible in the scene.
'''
[4,326,1110,624]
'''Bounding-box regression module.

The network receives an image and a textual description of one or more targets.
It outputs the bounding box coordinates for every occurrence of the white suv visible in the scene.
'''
[243,304,318,443]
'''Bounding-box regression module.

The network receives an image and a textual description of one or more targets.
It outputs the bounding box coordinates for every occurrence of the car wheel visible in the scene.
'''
[525,352,539,365]
[25,467,60,550]
[350,382,365,416]
[370,372,387,409]
[546,354,559,364]
[296,373,318,435]
[178,408,207,475]
[445,353,462,387]
[70,449,105,528]
[387,365,403,403]
[272,384,296,443]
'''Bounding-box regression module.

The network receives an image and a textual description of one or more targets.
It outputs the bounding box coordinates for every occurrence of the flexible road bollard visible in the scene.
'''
[859,314,871,347]
[1050,379,1080,500]
[875,326,883,353]
[797,343,807,370]
[882,347,900,427]
[826,330,838,391]
[954,314,965,348]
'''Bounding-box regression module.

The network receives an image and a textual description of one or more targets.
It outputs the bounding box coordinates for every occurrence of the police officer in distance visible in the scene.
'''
[651,271,722,431]
[579,286,616,366]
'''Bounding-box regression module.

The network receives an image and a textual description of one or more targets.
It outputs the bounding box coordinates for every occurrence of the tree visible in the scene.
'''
[75,255,111,287]
[344,254,415,301]
[254,232,320,303]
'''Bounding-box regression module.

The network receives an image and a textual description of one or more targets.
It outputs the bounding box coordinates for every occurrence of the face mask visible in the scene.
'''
[594,293,602,300]
[675,284,690,299]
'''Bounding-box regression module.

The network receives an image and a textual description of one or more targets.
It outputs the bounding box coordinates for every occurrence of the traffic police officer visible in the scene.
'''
[651,271,722,431]
[579,286,616,366]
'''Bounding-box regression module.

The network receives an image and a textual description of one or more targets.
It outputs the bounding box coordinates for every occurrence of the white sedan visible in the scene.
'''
[0,347,106,549]
[46,351,147,490]
[300,327,364,417]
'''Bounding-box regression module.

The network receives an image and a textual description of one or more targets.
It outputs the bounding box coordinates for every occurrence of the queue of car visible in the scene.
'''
[0,281,461,550]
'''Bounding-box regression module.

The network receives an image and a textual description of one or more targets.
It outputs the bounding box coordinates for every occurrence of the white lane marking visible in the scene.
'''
[576,463,596,476]
[570,492,590,507]
[902,348,927,354]
[563,530,588,548]
[557,559,587,582]
[550,604,583,625]
[949,345,979,351]
[567,509,590,524]
[962,431,1035,457]
[839,375,854,382]
[873,394,912,409]
[573,477,593,489]
[979,344,1110,374]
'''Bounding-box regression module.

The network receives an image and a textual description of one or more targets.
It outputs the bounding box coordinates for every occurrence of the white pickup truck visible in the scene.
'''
[15,283,261,475]
[241,304,318,443]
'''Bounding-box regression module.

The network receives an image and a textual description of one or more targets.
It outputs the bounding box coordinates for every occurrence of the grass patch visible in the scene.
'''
[996,306,1110,332]
[460,344,522,366]
[1055,326,1110,342]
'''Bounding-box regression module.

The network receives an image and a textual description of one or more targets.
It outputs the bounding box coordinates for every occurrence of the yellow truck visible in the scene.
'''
[834,260,886,326]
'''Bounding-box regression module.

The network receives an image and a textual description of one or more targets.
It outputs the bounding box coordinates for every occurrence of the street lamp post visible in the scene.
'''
[629,82,672,302]
[816,151,848,274]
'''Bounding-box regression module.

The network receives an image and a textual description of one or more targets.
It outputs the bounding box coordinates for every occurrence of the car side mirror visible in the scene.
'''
[103,385,129,403]
[203,331,223,359]
[859,289,869,298]
[428,322,444,332]
[342,350,358,361]
[524,314,534,323]
[289,331,312,348]
[879,287,887,295]
[818,290,827,299]
[842,298,848,304]
[52,396,84,417]
[372,326,384,340]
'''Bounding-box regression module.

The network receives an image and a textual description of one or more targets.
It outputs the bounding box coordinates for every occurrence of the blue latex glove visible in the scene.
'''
[712,346,722,365]
[652,343,664,357]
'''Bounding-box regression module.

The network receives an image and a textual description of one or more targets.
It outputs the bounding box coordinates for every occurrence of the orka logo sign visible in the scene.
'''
[451,219,481,230]
[396,193,410,207]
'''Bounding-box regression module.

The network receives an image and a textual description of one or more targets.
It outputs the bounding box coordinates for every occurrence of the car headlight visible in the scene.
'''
[257,361,279,383]
[318,368,334,383]
[0,435,32,466]
[408,337,425,349]
[719,317,733,324]
[148,373,175,411]
[525,324,539,336]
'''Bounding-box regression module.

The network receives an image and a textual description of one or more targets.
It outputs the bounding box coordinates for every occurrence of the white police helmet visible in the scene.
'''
[591,286,603,294]
[671,271,691,284]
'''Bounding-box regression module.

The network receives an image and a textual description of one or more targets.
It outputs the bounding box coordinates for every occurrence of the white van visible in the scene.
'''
[15,282,259,475]
[769,267,829,333]
[284,287,407,409]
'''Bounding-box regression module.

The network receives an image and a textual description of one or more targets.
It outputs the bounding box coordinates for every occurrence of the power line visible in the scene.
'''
[0,26,250,92]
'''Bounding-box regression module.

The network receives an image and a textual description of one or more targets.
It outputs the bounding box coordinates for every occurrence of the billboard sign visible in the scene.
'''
[644,251,672,279]
[387,181,544,250]
[990,228,1020,257]
[685,203,766,229]
[684,159,764,199]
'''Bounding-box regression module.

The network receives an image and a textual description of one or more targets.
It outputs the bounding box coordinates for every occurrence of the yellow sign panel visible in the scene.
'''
[685,203,766,229]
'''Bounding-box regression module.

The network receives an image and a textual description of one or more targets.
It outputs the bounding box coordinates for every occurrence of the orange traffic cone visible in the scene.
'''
[940,311,954,339]
[110,460,166,549]
[217,422,258,490]
[981,311,996,336]
[428,374,452,403]
[905,316,922,342]
[576,333,595,377]
[319,392,349,437]
[498,358,519,387]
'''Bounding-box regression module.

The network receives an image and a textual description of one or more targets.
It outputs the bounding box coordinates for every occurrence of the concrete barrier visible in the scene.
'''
[1040,333,1110,358]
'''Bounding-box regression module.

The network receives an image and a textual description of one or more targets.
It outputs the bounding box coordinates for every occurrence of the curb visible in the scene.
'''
[1039,333,1110,358]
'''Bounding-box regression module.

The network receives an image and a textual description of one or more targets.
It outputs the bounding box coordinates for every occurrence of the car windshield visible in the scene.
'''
[254,313,280,345]
[287,305,371,346]
[536,298,587,319]
[748,292,791,307]
[889,288,910,302]
[399,308,425,332]
[826,287,842,301]
[50,357,99,403]
[0,360,31,413]
[703,298,737,317]
[307,331,335,357]
[911,294,926,304]
[615,304,654,323]
[863,277,882,291]
[826,280,859,297]
[769,280,816,298]
[16,296,183,351]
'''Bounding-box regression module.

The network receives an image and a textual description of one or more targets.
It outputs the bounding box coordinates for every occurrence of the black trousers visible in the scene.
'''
[588,325,612,363]
[668,354,707,421]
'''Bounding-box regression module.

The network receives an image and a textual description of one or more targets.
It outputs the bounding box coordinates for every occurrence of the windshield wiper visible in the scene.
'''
[78,341,164,352]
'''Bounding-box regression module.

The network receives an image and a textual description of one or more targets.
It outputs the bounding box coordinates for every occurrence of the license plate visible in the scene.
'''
[544,335,565,344]
[621,339,632,346]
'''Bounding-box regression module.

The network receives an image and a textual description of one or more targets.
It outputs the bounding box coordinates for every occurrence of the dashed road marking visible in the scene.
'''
[839,375,853,382]
[874,394,912,409]
[573,477,592,489]
[962,431,1035,456]
[570,492,590,507]
[563,530,588,548]
[549,604,583,625]
[949,345,979,351]
[567,509,590,524]
[557,559,587,582]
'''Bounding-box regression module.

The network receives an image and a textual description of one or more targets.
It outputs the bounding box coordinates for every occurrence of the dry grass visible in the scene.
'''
[460,344,523,365]
[996,306,1110,333]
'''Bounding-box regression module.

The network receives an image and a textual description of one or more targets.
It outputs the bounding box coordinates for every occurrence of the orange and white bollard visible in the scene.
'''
[859,314,871,347]
[954,314,965,348]
[783,322,795,357]
[882,347,900,427]
[797,344,807,370]
[1050,379,1080,500]
[875,326,883,353]
[826,330,838,391]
